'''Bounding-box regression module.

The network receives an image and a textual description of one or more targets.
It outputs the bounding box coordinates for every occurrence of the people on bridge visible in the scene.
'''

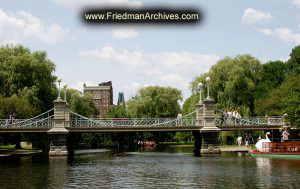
[265,114,270,125]
[221,109,241,125]
[177,113,182,126]
[8,112,16,126]
[233,110,241,125]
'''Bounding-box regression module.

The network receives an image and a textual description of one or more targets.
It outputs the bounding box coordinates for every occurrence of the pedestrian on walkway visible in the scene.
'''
[237,136,242,147]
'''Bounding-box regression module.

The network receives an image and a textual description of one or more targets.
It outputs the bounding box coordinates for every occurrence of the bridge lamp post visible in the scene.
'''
[57,78,62,99]
[63,84,68,102]
[206,77,210,99]
[198,82,203,103]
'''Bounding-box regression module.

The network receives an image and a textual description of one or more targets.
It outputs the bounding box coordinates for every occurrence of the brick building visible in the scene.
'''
[83,81,113,118]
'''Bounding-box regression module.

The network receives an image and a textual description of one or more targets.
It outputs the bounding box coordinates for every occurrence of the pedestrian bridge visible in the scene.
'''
[0,108,285,133]
[0,97,287,156]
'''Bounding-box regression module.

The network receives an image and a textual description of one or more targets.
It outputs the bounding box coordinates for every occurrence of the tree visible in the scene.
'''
[256,75,300,128]
[254,61,286,100]
[0,45,57,112]
[182,94,198,115]
[0,95,37,119]
[127,86,182,118]
[286,45,300,75]
[173,132,192,144]
[65,89,99,118]
[186,55,261,116]
[106,105,127,118]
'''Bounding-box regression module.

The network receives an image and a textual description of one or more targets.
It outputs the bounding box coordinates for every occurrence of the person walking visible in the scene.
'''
[245,134,249,147]
[237,136,242,147]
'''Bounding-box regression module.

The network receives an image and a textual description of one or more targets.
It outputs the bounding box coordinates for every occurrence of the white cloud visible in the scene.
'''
[160,73,187,89]
[274,28,300,44]
[53,0,143,10]
[124,82,156,98]
[80,45,220,98]
[258,27,300,45]
[112,28,139,39]
[242,8,272,24]
[80,45,162,76]
[290,0,300,8]
[256,28,272,36]
[0,9,69,45]
[70,81,98,93]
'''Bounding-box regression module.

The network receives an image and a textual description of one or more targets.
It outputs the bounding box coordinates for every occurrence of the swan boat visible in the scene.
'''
[249,132,300,159]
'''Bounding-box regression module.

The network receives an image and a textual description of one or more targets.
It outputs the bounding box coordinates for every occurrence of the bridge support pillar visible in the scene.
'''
[200,133,220,154]
[192,131,202,156]
[48,99,70,156]
[200,98,221,154]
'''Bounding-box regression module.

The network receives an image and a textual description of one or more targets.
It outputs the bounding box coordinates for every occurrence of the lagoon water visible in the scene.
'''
[0,146,299,189]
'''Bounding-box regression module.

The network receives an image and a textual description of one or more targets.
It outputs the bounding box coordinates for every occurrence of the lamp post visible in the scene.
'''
[63,84,67,102]
[57,78,62,99]
[206,77,210,99]
[198,82,203,103]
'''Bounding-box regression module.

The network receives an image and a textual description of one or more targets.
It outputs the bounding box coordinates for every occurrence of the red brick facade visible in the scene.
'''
[83,81,113,118]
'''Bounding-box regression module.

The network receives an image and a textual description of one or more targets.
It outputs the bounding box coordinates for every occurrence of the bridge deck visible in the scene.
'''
[0,116,284,133]
[0,124,282,133]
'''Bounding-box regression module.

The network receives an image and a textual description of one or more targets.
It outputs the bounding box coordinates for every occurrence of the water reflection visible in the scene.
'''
[48,157,69,188]
[0,147,299,188]
[255,157,272,188]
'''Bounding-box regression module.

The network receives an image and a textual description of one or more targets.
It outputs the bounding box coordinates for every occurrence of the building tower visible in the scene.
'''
[117,92,125,105]
[83,81,113,117]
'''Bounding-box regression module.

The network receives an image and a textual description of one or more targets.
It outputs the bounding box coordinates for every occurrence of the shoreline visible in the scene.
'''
[167,144,249,152]
[0,145,249,157]
[0,149,42,157]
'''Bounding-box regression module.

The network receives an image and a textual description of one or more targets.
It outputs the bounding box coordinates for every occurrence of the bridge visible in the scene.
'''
[0,78,286,156]
[0,109,284,133]
[0,97,285,156]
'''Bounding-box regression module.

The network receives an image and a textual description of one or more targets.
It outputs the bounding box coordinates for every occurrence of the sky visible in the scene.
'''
[0,0,300,104]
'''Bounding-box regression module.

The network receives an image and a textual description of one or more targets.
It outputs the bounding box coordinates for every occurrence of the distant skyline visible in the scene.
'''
[1,0,300,104]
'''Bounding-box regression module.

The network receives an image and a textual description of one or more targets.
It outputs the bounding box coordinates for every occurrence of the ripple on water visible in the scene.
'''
[0,149,300,188]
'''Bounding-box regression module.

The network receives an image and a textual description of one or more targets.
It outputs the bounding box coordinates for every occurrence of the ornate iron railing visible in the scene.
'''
[69,110,198,128]
[216,116,284,126]
[0,109,54,129]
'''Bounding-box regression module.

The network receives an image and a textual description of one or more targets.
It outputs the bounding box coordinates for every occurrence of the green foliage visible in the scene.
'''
[254,61,286,100]
[173,132,192,143]
[0,45,57,111]
[65,89,99,117]
[187,55,261,116]
[106,105,127,118]
[218,132,236,145]
[286,45,300,75]
[257,75,300,128]
[0,95,38,119]
[182,94,198,115]
[127,86,182,118]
